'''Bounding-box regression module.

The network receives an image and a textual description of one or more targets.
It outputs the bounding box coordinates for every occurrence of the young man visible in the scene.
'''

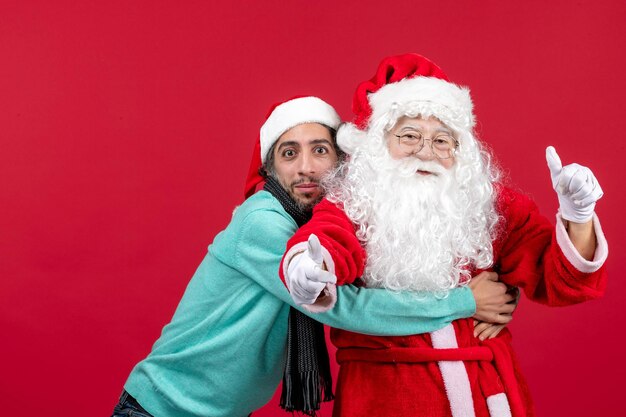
[111,96,514,417]
[281,55,608,417]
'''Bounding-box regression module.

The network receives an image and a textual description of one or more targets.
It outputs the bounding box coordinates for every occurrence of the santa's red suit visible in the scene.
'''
[279,185,608,417]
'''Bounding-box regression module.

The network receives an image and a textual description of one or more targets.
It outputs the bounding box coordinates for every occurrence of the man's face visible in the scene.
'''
[386,116,456,171]
[272,122,338,210]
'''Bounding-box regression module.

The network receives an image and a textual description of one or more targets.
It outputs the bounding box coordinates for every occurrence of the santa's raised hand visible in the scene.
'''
[286,234,337,306]
[546,146,603,223]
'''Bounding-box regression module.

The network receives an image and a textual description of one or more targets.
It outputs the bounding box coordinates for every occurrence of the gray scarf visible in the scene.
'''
[263,176,334,415]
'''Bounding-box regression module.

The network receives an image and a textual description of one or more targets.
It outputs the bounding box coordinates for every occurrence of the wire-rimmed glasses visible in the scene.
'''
[393,132,459,159]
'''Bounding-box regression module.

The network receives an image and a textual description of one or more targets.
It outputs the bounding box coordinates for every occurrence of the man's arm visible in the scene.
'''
[230,202,519,338]
[225,205,477,336]
[315,270,514,336]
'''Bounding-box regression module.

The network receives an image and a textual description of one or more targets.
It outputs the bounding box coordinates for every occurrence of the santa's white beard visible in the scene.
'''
[324,131,499,295]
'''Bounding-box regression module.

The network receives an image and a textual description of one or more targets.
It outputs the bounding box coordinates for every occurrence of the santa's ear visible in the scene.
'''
[337,122,367,155]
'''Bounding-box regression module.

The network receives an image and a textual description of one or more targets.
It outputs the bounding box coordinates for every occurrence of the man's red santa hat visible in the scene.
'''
[339,53,475,154]
[244,96,341,198]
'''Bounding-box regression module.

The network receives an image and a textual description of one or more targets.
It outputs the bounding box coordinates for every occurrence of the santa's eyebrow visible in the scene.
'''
[397,125,453,135]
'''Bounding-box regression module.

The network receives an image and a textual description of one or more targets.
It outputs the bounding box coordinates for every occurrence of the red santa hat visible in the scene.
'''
[339,53,475,153]
[244,96,341,198]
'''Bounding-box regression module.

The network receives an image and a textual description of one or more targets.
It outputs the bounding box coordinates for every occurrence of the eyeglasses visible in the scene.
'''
[393,132,459,160]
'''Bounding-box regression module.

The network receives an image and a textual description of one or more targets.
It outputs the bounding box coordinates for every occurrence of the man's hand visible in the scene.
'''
[546,146,603,223]
[469,271,515,324]
[473,321,507,341]
[286,234,337,306]
[474,286,520,340]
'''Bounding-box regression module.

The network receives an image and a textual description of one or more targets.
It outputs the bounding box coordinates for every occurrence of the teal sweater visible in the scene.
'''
[124,191,475,417]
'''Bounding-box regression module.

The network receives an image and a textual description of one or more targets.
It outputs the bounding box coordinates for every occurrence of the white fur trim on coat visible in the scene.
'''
[259,96,341,163]
[486,393,512,417]
[555,212,608,273]
[431,324,476,417]
[368,76,475,132]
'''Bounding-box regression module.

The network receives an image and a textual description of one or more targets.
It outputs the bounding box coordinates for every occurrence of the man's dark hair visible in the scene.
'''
[259,124,344,179]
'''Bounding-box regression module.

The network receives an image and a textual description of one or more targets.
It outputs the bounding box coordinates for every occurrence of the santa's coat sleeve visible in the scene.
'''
[280,198,366,286]
[494,186,608,306]
[279,198,479,323]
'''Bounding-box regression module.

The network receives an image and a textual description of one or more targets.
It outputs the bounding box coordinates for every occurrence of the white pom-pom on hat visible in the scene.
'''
[336,122,367,155]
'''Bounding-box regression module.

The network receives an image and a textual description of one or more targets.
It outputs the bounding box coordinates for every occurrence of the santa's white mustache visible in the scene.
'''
[391,157,447,177]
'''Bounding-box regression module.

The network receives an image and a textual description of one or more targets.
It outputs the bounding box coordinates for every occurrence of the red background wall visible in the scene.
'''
[1,1,625,416]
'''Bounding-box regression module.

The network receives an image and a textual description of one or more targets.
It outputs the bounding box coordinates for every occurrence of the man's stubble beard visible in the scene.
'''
[275,174,323,212]
[292,190,322,212]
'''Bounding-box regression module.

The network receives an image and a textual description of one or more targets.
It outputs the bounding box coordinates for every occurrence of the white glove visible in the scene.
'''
[286,234,337,306]
[546,146,603,223]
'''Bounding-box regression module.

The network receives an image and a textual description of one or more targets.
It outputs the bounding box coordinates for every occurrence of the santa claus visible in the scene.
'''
[279,54,608,417]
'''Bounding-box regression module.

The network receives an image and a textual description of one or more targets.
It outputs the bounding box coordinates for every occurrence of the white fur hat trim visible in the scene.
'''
[369,77,474,132]
[259,96,341,163]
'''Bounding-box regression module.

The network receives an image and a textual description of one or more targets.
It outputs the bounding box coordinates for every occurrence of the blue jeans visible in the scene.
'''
[111,390,254,416]
[111,391,154,417]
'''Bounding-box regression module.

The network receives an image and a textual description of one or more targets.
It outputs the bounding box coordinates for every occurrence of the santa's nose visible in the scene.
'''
[414,141,436,160]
